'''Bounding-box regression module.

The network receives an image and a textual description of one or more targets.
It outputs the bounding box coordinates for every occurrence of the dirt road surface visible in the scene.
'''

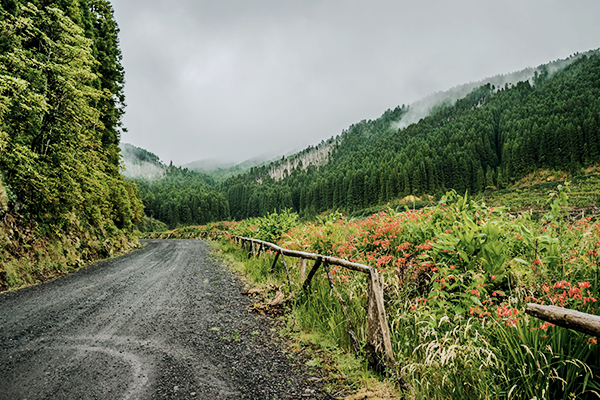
[0,240,325,399]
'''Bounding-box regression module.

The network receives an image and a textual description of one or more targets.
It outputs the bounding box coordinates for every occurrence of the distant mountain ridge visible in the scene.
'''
[181,159,236,173]
[228,49,600,184]
[182,154,278,182]
[396,49,600,130]
[123,49,600,186]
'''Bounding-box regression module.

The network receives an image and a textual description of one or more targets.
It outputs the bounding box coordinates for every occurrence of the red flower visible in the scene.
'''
[540,322,554,330]
[553,281,570,289]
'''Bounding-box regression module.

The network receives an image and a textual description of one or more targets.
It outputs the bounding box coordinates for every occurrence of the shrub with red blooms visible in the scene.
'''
[230,190,600,398]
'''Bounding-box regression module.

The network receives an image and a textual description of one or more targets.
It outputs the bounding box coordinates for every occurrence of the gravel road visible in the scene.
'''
[0,239,325,399]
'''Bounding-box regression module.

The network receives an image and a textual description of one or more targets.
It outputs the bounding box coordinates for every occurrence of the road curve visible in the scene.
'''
[0,239,323,399]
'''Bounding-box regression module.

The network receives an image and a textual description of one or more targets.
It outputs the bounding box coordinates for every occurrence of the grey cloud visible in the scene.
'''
[111,0,600,165]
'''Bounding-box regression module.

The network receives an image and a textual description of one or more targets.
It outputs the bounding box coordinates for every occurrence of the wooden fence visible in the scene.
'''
[179,230,395,368]
[154,230,600,366]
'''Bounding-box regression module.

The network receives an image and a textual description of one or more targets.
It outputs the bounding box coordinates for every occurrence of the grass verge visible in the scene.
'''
[209,239,400,399]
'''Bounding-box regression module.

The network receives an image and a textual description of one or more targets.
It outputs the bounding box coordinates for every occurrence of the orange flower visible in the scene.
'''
[553,281,570,289]
[540,322,555,330]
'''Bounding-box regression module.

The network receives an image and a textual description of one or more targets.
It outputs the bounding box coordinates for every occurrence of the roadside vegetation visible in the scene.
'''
[156,186,600,399]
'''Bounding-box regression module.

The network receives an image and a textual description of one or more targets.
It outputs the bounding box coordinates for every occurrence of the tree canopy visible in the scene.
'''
[0,0,141,242]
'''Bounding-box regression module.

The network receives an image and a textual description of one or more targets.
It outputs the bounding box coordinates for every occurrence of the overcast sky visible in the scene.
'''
[110,0,600,166]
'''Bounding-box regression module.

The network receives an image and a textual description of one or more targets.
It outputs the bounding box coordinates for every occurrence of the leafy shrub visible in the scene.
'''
[232,209,299,243]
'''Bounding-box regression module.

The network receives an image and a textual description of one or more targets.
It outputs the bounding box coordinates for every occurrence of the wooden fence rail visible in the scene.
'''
[525,303,600,337]
[192,231,395,367]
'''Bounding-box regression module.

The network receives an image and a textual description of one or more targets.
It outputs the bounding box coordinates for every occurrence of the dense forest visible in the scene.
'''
[134,165,230,229]
[223,53,600,220]
[120,143,231,229]
[0,0,142,289]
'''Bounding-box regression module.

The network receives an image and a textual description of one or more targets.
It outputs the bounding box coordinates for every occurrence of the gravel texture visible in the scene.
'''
[0,239,326,399]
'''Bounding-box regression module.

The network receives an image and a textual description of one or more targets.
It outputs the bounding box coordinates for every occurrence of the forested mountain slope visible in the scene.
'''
[0,1,142,290]
[223,52,600,220]
[120,142,230,229]
[133,165,230,229]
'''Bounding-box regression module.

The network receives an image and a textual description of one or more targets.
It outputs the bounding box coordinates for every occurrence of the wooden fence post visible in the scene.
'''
[249,241,255,258]
[367,269,394,365]
[269,252,281,273]
[279,251,293,292]
[226,234,395,371]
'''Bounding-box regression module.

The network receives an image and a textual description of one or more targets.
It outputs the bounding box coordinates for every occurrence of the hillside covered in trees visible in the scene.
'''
[0,0,142,289]
[120,143,230,229]
[223,52,600,220]
[121,143,166,180]
[133,165,230,229]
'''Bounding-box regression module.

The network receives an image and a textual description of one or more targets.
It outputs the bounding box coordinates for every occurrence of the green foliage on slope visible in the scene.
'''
[134,164,230,229]
[0,1,142,290]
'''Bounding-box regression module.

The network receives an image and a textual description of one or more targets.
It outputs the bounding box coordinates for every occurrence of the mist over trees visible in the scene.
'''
[223,54,600,220]
[120,143,231,229]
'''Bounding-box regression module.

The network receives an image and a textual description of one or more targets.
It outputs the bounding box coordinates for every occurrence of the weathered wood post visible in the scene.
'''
[302,259,322,290]
[367,269,394,365]
[248,241,255,258]
[227,234,396,371]
[269,251,281,273]
[279,251,293,292]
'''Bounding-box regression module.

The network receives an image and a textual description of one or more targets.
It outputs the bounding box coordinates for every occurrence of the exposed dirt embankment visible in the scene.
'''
[0,239,324,399]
